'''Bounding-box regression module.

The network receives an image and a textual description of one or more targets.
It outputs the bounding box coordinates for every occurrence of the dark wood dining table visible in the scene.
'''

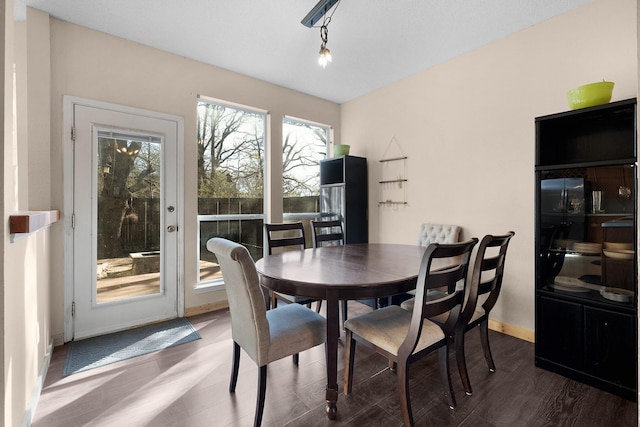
[254,243,427,420]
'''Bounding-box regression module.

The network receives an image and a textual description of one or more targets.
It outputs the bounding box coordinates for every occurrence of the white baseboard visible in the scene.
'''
[22,341,53,427]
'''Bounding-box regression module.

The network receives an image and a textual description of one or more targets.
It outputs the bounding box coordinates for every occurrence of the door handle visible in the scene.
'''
[167,225,177,232]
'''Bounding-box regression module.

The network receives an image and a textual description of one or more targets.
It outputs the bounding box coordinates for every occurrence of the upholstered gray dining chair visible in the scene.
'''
[418,223,462,246]
[454,231,515,395]
[206,238,327,427]
[402,223,463,302]
[343,239,478,426]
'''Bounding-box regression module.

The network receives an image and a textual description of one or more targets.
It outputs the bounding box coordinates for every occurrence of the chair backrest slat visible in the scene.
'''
[265,222,306,255]
[311,219,344,248]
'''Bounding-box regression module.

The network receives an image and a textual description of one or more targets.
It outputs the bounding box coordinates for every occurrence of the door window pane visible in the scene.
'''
[96,131,162,303]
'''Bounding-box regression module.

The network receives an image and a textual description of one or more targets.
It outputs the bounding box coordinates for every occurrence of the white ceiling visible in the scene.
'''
[15,0,593,104]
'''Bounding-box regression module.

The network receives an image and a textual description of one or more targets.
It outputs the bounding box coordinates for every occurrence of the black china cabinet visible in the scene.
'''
[319,155,368,244]
[534,98,637,400]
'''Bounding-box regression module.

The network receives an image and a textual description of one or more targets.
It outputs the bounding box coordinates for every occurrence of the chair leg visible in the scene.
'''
[343,330,356,395]
[397,360,414,427]
[455,329,473,396]
[230,341,241,393]
[479,320,496,372]
[254,365,267,427]
[316,300,322,313]
[438,344,456,410]
[293,353,299,366]
[271,293,278,309]
[341,300,348,331]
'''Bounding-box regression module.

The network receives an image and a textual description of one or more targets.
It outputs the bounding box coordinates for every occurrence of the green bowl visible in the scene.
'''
[333,144,350,157]
[566,81,614,110]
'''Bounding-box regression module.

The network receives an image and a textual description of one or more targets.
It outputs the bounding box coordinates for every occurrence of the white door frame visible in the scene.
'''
[62,96,185,342]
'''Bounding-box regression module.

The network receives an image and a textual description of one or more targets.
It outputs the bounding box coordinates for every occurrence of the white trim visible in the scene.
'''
[62,96,75,342]
[194,279,225,294]
[197,94,269,115]
[21,342,53,427]
[283,114,333,146]
[62,95,185,341]
[283,114,333,131]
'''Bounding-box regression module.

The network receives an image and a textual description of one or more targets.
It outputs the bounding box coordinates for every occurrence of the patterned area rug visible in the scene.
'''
[63,318,200,376]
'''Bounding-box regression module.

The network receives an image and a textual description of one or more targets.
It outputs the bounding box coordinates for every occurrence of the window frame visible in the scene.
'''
[196,96,269,292]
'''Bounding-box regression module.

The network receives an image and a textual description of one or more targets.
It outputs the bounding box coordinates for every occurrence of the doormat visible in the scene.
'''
[63,318,200,377]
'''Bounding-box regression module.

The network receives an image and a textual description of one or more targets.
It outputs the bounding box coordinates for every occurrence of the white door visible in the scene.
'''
[71,101,182,339]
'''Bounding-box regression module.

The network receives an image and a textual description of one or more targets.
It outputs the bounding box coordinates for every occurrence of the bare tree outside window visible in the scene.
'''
[196,102,265,202]
[97,135,161,259]
[282,117,329,214]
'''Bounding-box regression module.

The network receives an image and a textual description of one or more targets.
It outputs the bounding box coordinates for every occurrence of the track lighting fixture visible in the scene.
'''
[301,0,341,67]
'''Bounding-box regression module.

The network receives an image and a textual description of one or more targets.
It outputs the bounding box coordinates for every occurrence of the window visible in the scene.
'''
[196,97,267,289]
[282,116,331,245]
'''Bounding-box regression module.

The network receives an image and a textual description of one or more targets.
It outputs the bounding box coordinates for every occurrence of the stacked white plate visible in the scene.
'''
[603,242,635,260]
[572,242,602,254]
[604,242,634,251]
[600,287,634,302]
[551,276,590,292]
[603,249,634,260]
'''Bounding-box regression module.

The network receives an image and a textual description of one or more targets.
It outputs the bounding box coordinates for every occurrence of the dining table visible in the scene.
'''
[254,243,427,420]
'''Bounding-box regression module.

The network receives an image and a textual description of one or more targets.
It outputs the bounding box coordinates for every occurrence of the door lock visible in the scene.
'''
[167,206,175,212]
[167,225,177,232]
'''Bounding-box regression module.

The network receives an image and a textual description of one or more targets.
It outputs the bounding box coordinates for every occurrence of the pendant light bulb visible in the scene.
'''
[318,46,332,68]
[318,21,331,68]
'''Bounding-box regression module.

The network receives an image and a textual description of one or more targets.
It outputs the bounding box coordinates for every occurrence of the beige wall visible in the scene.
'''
[7,0,638,423]
[45,18,341,339]
[6,4,56,427]
[341,0,637,334]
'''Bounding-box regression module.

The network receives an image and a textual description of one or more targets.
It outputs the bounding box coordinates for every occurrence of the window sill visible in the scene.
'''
[194,280,225,294]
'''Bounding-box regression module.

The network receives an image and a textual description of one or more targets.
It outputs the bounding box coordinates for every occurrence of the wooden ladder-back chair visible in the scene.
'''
[343,239,478,426]
[310,219,374,331]
[206,238,326,427]
[455,231,515,396]
[265,222,322,312]
[311,219,344,248]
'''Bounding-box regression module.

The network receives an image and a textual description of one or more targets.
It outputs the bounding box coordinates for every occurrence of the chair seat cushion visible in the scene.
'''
[266,303,326,363]
[344,306,445,357]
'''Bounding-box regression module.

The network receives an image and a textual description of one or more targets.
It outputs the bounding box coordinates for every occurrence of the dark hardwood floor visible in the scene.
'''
[32,303,637,426]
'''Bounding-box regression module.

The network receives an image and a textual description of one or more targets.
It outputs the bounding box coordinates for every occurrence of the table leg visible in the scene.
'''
[325,294,339,419]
